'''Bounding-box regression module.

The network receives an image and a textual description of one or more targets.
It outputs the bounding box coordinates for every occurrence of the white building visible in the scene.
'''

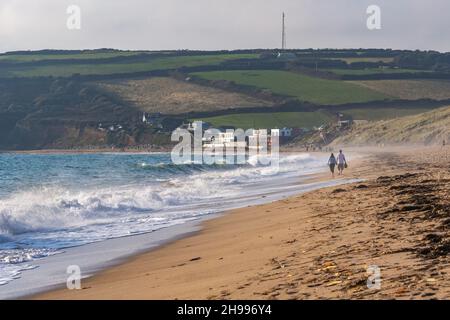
[248,129,268,137]
[248,129,269,151]
[270,129,280,137]
[204,131,236,149]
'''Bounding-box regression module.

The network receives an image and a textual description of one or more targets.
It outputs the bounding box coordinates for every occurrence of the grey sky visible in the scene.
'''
[0,0,448,53]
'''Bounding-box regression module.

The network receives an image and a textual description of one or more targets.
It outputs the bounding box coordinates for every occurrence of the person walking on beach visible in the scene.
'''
[337,150,347,176]
[328,153,337,178]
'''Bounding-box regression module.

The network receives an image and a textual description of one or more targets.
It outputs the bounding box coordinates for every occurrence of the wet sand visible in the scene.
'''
[33,146,450,299]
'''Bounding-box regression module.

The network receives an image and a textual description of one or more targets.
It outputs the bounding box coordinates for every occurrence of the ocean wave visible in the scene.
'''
[0,153,323,237]
[0,177,230,236]
[0,248,60,264]
[136,153,314,172]
[0,248,60,286]
[0,234,12,244]
[0,152,331,288]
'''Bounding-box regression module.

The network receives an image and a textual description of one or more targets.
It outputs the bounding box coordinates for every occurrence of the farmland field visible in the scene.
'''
[329,57,395,63]
[0,51,149,62]
[349,79,450,100]
[324,68,432,76]
[1,54,258,78]
[192,70,388,105]
[97,77,271,114]
[340,107,433,121]
[192,111,333,129]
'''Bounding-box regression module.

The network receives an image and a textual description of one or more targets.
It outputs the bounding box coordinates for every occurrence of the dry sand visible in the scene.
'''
[33,146,450,300]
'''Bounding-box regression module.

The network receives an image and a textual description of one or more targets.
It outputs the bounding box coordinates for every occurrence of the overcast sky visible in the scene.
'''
[0,0,448,53]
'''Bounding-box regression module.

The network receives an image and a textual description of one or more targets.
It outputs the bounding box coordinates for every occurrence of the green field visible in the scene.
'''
[1,54,258,78]
[340,107,433,121]
[349,79,450,100]
[192,70,388,105]
[329,57,395,63]
[0,51,148,62]
[324,68,432,76]
[192,111,333,129]
[194,108,435,127]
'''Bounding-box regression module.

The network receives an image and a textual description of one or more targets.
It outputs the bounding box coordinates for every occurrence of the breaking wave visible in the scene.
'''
[0,152,324,286]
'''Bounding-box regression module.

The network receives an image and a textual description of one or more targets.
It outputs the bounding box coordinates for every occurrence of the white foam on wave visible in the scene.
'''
[0,153,321,233]
[0,248,62,286]
[0,152,327,286]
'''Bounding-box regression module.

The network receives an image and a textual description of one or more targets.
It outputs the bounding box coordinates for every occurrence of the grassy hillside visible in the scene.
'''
[97,77,271,114]
[339,107,433,121]
[1,53,258,78]
[329,57,395,63]
[192,111,333,129]
[0,51,147,62]
[2,48,450,150]
[324,68,431,76]
[350,79,450,100]
[192,70,388,105]
[332,106,450,146]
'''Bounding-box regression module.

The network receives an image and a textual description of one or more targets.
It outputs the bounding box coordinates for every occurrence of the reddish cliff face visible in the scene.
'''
[12,123,109,149]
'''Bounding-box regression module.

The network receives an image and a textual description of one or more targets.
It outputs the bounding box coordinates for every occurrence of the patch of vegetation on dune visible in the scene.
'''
[192,70,389,105]
[333,105,450,145]
[192,111,333,129]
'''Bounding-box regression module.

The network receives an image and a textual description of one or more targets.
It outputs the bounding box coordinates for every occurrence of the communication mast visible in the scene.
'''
[282,12,286,50]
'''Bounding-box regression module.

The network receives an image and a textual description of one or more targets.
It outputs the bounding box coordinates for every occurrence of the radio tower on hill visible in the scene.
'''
[281,12,286,50]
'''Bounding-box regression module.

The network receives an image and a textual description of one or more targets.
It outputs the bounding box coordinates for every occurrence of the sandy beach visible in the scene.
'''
[32,146,450,300]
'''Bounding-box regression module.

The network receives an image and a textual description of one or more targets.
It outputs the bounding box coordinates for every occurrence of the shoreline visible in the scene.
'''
[0,148,171,155]
[0,151,358,300]
[29,152,369,300]
[5,175,354,300]
[1,219,209,300]
[27,146,450,299]
[0,145,378,155]
[23,176,361,300]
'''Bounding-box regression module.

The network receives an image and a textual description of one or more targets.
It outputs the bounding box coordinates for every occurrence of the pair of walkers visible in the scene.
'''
[328,150,347,178]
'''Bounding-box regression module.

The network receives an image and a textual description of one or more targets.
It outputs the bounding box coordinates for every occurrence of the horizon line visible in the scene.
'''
[1,47,449,55]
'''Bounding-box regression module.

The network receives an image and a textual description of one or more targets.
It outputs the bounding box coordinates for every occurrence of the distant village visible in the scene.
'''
[93,109,356,152]
[173,119,344,151]
[176,121,284,151]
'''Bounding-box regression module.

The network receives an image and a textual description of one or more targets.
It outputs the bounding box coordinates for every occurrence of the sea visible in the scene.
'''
[0,152,357,298]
